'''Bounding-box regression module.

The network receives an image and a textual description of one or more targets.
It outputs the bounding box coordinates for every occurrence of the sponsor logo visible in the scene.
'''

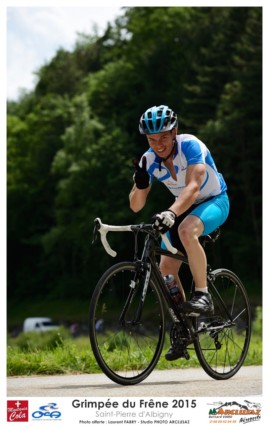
[32,402,61,420]
[7,400,29,422]
[208,400,261,424]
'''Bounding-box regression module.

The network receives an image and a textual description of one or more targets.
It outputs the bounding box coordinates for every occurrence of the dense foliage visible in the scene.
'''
[7,7,262,322]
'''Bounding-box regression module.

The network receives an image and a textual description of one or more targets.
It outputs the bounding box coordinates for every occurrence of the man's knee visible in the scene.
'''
[178,216,203,248]
[179,224,195,248]
[160,257,180,276]
[160,257,173,273]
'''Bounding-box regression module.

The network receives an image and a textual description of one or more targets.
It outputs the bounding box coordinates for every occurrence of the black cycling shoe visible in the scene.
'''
[183,291,214,315]
[165,324,191,361]
[165,346,190,361]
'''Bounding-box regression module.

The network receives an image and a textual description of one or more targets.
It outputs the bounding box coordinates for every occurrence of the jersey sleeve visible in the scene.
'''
[181,140,205,165]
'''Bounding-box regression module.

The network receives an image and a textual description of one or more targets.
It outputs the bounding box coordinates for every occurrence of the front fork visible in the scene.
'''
[118,261,151,326]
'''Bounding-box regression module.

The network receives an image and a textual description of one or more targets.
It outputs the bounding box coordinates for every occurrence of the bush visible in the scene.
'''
[7,327,71,351]
[252,306,262,337]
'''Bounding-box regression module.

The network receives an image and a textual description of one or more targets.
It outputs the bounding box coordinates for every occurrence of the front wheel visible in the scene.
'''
[89,262,165,385]
[194,269,251,380]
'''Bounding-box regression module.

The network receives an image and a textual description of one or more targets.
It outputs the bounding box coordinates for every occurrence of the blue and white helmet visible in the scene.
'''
[139,105,178,135]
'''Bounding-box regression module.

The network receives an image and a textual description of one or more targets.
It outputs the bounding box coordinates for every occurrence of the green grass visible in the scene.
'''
[7,331,98,376]
[7,307,262,376]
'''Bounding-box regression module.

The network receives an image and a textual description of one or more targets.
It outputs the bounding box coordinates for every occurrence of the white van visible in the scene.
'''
[23,317,59,332]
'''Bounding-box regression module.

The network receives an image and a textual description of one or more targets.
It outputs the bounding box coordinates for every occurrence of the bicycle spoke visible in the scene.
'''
[89,262,165,385]
[194,269,251,379]
[232,307,247,323]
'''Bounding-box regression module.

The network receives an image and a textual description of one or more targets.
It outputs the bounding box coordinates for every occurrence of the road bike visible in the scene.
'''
[89,218,251,385]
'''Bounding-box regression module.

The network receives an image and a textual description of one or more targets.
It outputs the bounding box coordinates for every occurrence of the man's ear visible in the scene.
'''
[172,128,178,137]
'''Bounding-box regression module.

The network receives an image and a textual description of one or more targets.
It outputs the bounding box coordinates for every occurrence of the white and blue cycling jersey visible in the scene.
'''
[141,134,227,204]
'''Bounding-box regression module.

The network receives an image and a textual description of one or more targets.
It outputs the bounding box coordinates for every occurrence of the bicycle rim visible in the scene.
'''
[89,262,165,385]
[194,268,251,380]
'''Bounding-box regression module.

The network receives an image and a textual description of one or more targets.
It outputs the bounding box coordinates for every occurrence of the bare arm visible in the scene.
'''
[129,184,151,213]
[169,164,206,216]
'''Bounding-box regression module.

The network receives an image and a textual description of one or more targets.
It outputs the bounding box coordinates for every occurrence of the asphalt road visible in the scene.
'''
[7,366,262,397]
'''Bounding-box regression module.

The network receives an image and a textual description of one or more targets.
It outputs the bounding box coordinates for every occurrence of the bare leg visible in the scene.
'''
[159,255,186,302]
[178,215,207,290]
[161,255,188,360]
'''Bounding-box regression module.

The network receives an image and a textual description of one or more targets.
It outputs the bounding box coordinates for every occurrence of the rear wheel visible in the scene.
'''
[89,262,165,385]
[194,268,251,380]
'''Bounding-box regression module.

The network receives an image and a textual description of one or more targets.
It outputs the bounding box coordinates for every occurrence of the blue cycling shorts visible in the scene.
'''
[190,192,230,236]
[161,192,230,253]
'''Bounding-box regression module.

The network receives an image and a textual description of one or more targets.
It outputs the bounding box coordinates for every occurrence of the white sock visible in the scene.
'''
[195,287,208,293]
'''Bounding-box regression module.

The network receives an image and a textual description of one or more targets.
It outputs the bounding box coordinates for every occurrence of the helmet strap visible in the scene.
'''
[158,139,176,171]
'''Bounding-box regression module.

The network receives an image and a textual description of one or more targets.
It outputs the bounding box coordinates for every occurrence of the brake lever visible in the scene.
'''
[92,218,101,244]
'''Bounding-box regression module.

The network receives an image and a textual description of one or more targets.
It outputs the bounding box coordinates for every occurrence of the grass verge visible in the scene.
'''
[7,308,262,376]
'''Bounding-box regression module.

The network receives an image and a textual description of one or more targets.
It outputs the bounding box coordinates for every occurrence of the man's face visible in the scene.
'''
[147,129,177,158]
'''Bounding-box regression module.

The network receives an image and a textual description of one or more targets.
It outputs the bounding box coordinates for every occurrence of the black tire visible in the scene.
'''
[194,268,251,380]
[89,262,165,385]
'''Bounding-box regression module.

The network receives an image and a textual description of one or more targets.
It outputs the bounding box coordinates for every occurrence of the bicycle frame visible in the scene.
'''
[138,233,199,341]
[93,218,196,340]
[93,218,235,338]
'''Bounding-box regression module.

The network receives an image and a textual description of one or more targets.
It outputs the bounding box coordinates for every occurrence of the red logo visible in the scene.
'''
[7,400,28,422]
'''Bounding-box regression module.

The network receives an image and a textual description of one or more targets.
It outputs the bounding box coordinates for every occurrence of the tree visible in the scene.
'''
[200,8,262,281]
[7,94,73,298]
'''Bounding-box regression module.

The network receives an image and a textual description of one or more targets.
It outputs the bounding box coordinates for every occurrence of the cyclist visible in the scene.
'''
[129,105,230,360]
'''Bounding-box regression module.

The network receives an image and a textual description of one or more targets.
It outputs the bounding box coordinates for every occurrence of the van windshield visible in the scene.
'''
[42,322,58,327]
